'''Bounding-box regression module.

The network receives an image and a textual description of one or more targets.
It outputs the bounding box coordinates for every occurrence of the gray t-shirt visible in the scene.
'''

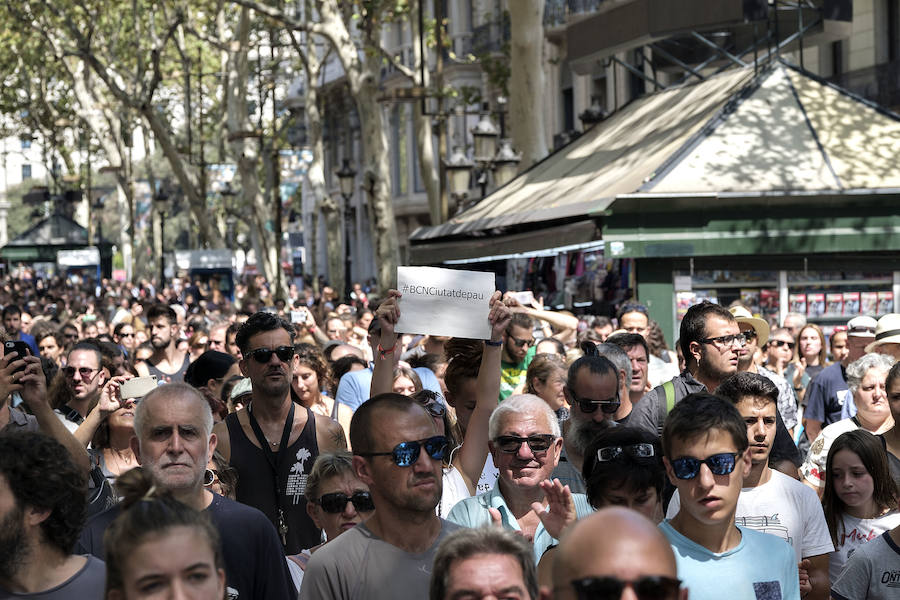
[832,531,900,600]
[0,555,105,599]
[299,520,461,600]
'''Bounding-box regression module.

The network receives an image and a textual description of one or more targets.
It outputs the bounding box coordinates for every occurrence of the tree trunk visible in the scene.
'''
[317,0,400,289]
[509,0,548,169]
[303,28,343,297]
[224,7,278,286]
[410,2,440,225]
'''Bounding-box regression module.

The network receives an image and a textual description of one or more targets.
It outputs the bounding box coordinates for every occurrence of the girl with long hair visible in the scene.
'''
[821,429,900,583]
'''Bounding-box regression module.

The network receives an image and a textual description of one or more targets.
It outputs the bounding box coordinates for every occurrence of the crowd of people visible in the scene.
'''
[1,271,900,599]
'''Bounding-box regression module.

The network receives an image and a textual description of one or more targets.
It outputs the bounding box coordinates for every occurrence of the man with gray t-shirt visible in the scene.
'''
[299,394,460,599]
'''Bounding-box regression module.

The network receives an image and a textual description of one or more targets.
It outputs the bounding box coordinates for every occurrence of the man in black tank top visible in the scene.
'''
[136,303,190,383]
[214,312,347,554]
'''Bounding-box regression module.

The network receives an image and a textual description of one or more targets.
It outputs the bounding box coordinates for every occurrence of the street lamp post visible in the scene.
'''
[155,189,170,287]
[335,159,357,302]
[444,146,474,215]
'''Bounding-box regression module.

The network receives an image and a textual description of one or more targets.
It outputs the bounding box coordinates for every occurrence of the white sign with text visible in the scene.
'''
[394,266,495,339]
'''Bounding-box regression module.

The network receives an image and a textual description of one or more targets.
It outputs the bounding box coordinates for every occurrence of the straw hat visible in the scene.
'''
[865,314,900,353]
[729,306,769,346]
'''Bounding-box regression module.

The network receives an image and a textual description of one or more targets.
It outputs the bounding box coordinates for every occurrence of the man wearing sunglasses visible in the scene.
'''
[630,301,743,437]
[668,374,833,600]
[214,311,347,555]
[53,342,109,433]
[552,507,686,600]
[660,393,800,600]
[448,394,593,562]
[301,393,459,600]
[551,351,623,493]
[803,315,876,442]
[499,313,538,402]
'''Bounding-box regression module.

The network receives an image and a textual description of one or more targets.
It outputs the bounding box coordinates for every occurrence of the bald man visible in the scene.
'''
[551,507,686,600]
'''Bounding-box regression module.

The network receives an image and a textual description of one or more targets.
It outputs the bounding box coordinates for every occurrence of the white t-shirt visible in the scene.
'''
[438,450,499,518]
[829,511,900,584]
[800,418,860,489]
[667,469,834,561]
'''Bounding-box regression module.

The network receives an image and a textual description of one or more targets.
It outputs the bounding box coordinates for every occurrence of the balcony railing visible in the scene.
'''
[471,19,510,55]
[544,0,606,28]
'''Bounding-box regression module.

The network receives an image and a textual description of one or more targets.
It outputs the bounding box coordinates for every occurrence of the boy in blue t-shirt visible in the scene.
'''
[660,392,801,600]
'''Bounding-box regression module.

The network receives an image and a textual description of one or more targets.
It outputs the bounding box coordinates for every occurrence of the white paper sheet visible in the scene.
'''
[394,266,495,340]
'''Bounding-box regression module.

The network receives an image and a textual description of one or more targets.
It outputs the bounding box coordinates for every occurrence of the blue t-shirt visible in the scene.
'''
[803,363,847,426]
[659,520,800,600]
[335,366,442,412]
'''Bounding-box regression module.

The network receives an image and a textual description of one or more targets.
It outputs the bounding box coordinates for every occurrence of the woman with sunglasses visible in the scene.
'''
[286,451,375,593]
[71,373,139,492]
[371,289,510,517]
[821,429,900,584]
[801,353,895,494]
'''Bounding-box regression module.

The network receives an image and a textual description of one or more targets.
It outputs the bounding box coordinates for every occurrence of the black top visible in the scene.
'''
[77,493,296,600]
[145,352,191,383]
[225,405,321,554]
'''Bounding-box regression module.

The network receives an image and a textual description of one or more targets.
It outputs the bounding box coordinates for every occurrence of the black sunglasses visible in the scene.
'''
[596,443,656,462]
[63,366,100,380]
[494,434,557,454]
[570,575,681,600]
[246,345,295,364]
[356,435,448,467]
[314,491,375,514]
[670,452,739,480]
[413,390,446,418]
[508,334,535,348]
[769,339,795,350]
[569,389,620,415]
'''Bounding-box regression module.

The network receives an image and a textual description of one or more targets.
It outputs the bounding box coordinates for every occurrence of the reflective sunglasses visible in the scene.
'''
[356,435,448,467]
[569,389,620,415]
[494,434,557,454]
[698,333,747,348]
[597,443,656,462]
[246,345,295,364]
[314,491,375,514]
[413,390,446,418]
[769,339,795,350]
[63,366,100,380]
[670,452,739,480]
[570,575,681,600]
[508,334,535,348]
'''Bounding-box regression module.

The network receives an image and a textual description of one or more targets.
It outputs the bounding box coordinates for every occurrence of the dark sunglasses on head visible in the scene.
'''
[63,366,99,380]
[413,390,446,418]
[246,345,295,364]
[769,339,795,350]
[314,491,375,514]
[670,452,739,480]
[356,435,448,467]
[508,334,535,348]
[570,575,681,600]
[597,443,656,462]
[569,389,620,415]
[494,434,557,454]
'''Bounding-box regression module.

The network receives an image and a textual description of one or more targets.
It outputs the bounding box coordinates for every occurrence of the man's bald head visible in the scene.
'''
[553,507,683,599]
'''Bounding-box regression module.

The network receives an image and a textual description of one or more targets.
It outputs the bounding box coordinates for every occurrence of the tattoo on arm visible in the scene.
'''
[331,423,348,449]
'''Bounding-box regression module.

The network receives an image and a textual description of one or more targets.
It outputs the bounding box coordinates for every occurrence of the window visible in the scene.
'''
[20,138,31,149]
[21,164,32,180]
